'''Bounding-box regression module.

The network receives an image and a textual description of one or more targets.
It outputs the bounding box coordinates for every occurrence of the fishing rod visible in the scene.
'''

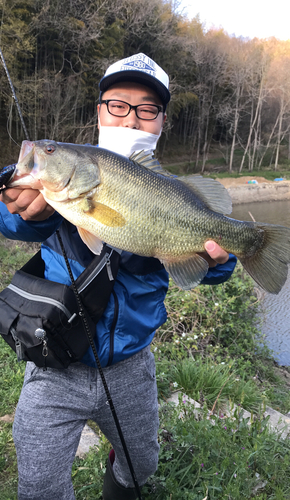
[0,46,143,499]
[0,46,28,193]
[0,46,30,141]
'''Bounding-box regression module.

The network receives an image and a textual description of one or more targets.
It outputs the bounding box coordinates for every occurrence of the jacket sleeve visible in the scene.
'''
[200,253,237,285]
[0,202,63,242]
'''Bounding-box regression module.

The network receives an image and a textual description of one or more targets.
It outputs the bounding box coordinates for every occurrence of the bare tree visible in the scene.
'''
[239,42,270,172]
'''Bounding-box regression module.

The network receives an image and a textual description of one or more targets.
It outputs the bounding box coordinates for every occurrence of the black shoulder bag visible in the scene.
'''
[0,232,120,369]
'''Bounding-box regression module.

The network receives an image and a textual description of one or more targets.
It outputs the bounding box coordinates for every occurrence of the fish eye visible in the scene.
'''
[45,144,55,154]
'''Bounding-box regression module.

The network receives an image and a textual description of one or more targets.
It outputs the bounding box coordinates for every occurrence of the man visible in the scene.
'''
[0,53,236,500]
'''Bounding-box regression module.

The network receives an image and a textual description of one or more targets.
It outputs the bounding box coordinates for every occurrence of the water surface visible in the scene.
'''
[232,200,290,365]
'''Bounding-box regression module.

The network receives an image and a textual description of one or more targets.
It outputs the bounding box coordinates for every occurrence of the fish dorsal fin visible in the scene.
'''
[129,150,160,169]
[129,151,176,178]
[177,176,232,215]
[162,254,209,290]
[77,228,104,255]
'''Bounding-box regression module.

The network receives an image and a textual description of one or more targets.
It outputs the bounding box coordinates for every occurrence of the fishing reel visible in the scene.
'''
[0,164,16,193]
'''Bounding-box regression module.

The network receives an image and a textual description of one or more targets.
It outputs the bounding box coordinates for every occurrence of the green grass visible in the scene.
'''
[0,235,40,290]
[69,399,290,500]
[1,242,290,498]
[210,169,289,181]
[143,402,290,500]
[161,142,290,179]
[173,358,265,413]
[0,341,25,497]
[163,162,290,181]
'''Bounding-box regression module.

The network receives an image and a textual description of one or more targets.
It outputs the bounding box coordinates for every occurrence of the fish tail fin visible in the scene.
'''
[240,223,290,294]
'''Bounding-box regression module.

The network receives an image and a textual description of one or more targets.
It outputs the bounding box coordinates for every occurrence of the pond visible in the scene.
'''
[232,200,290,366]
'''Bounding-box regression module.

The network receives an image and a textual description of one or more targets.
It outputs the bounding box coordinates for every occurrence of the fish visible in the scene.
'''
[6,139,290,295]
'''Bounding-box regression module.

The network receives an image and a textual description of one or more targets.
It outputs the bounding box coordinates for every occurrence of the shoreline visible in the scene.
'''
[217,178,290,205]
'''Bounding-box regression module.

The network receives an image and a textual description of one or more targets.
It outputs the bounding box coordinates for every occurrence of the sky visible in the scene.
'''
[178,0,290,41]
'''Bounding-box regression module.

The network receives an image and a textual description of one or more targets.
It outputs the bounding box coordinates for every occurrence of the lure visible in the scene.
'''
[0,164,17,192]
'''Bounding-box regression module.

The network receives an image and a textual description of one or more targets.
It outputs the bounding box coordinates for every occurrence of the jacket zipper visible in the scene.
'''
[107,289,118,367]
[11,327,26,361]
[78,249,114,293]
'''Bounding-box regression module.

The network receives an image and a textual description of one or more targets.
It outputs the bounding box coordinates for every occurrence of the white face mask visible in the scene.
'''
[98,125,162,158]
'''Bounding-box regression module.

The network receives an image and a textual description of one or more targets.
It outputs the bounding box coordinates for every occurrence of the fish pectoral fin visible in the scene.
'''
[82,199,126,227]
[162,254,209,290]
[178,176,232,215]
[77,227,104,255]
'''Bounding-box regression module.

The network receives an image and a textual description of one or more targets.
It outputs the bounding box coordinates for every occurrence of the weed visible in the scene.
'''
[173,359,264,413]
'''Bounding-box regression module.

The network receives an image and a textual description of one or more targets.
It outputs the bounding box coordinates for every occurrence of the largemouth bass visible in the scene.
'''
[6,139,290,294]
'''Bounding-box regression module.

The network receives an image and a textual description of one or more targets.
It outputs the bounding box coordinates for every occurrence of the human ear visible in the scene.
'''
[97,104,100,129]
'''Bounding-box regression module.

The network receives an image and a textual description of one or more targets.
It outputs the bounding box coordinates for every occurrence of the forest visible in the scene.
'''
[0,0,290,172]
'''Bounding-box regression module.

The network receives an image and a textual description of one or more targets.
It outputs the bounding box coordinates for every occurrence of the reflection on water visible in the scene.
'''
[232,200,290,365]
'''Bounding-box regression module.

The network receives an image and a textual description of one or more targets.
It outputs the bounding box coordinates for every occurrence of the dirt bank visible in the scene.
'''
[217,177,290,205]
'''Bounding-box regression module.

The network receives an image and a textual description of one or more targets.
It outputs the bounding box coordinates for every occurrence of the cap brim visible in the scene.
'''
[99,70,170,107]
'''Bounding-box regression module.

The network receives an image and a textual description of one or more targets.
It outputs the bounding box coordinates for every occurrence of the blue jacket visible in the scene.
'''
[0,205,237,368]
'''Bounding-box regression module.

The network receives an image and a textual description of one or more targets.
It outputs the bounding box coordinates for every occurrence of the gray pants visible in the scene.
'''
[13,346,159,500]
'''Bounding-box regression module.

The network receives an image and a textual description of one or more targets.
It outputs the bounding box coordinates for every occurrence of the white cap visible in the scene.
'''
[99,53,170,107]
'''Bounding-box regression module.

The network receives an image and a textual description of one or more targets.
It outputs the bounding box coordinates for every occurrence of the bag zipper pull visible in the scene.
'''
[35,328,49,357]
[10,327,25,361]
[106,254,114,281]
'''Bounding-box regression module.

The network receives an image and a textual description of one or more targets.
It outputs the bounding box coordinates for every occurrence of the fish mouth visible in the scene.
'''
[18,140,35,162]
[8,140,43,189]
[17,141,36,174]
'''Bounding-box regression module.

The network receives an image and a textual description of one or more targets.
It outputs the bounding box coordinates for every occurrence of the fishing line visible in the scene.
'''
[6,100,21,147]
[0,47,30,141]
[0,46,143,499]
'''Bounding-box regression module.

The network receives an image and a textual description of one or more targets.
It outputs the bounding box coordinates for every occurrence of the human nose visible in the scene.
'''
[121,108,140,129]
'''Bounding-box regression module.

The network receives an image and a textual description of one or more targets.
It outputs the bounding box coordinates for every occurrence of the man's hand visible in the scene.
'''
[0,187,54,221]
[200,241,229,267]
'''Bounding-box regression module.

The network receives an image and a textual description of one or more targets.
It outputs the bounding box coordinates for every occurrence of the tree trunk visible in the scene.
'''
[274,99,283,171]
[258,111,280,169]
[229,90,240,173]
[239,80,264,173]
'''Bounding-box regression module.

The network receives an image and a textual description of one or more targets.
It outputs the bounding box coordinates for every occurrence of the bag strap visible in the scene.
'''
[75,244,120,323]
[21,250,45,278]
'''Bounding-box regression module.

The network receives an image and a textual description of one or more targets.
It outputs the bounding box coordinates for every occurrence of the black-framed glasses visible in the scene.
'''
[100,99,163,121]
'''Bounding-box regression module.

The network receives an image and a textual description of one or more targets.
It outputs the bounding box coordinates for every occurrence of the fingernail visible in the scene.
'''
[205,241,215,252]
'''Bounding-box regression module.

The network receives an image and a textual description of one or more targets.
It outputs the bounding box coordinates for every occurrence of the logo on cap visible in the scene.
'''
[121,54,156,77]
